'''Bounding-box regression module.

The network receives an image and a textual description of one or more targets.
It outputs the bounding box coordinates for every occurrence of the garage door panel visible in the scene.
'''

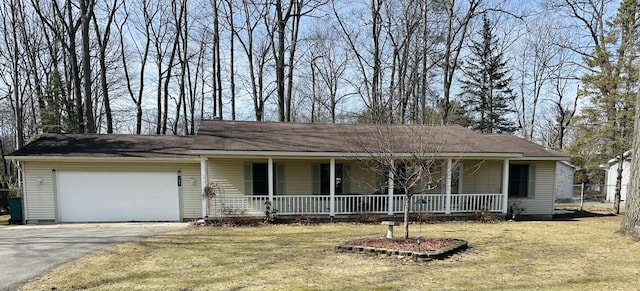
[57,171,179,222]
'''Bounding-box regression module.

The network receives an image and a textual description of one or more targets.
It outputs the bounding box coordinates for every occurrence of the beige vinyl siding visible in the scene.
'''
[281,160,313,194]
[517,161,555,215]
[178,165,201,219]
[348,161,379,194]
[206,159,245,196]
[22,163,57,220]
[22,161,200,222]
[461,160,502,194]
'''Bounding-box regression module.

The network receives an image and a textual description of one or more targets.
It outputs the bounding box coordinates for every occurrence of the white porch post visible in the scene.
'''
[502,159,510,213]
[387,160,394,215]
[445,158,452,214]
[200,157,208,218]
[268,157,274,204]
[330,158,336,217]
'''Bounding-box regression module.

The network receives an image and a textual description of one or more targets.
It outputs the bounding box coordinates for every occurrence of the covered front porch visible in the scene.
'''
[200,157,511,218]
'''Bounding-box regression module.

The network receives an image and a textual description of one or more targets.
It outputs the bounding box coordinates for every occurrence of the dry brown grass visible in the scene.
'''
[0,214,9,228]
[20,215,640,291]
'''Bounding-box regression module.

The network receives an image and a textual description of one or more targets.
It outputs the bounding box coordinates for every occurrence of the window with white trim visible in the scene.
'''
[244,163,285,195]
[312,164,350,194]
[509,164,535,198]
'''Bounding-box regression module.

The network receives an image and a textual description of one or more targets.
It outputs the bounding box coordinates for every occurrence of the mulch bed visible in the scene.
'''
[336,237,468,262]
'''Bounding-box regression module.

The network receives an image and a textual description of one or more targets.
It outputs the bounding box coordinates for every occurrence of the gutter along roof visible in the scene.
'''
[9,134,197,161]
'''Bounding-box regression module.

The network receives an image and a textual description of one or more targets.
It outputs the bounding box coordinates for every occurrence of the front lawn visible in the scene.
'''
[0,214,9,227]
[21,215,640,290]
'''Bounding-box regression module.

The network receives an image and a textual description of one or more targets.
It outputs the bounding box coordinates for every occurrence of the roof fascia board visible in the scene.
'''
[510,156,570,161]
[194,150,525,159]
[7,156,201,163]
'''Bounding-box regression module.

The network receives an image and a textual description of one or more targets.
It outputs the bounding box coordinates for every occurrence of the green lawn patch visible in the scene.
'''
[20,216,640,290]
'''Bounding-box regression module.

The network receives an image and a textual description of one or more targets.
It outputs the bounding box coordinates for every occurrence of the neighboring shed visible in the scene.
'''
[554,161,575,201]
[604,151,631,202]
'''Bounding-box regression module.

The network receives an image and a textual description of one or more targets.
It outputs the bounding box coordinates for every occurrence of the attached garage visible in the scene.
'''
[56,171,180,222]
[8,134,203,224]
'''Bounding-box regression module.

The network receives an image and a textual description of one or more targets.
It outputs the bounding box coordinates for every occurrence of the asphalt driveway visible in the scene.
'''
[0,222,188,291]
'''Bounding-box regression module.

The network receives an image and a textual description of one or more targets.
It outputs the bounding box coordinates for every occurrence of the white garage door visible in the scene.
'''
[57,171,180,222]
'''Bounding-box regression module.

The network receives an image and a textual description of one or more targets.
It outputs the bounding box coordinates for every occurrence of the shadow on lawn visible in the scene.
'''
[552,210,617,221]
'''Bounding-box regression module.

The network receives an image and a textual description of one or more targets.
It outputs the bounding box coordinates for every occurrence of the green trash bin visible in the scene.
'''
[8,197,22,224]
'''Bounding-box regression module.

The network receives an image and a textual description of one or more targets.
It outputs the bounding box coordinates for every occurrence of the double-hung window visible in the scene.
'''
[244,163,285,195]
[313,163,350,195]
[508,164,535,198]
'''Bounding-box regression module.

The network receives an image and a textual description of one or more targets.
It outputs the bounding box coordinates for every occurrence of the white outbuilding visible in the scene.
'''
[603,151,631,202]
[555,161,575,201]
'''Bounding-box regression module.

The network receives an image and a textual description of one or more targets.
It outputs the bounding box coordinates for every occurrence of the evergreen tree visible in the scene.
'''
[568,0,638,214]
[38,71,64,133]
[37,70,80,134]
[459,15,515,134]
[438,99,471,127]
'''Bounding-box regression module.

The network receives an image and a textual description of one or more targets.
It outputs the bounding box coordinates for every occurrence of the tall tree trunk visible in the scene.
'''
[420,0,428,124]
[213,0,223,119]
[619,79,640,239]
[163,0,184,134]
[118,10,146,134]
[156,60,163,134]
[69,27,84,132]
[311,58,317,122]
[227,0,236,120]
[275,0,286,122]
[9,0,24,148]
[81,0,96,133]
[614,153,625,214]
[213,0,224,119]
[92,0,118,134]
[441,0,480,125]
[371,0,382,123]
[285,3,302,122]
[174,41,185,135]
[163,30,180,134]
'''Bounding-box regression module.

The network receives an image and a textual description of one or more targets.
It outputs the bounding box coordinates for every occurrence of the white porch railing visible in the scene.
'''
[210,193,505,217]
[334,195,388,214]
[450,193,503,213]
[410,194,446,213]
[274,195,331,215]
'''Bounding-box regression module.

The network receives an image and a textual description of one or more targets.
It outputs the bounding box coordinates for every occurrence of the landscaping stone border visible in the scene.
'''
[334,239,468,262]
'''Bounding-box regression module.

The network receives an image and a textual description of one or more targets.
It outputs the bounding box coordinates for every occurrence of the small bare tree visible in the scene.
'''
[349,124,462,239]
[203,181,223,218]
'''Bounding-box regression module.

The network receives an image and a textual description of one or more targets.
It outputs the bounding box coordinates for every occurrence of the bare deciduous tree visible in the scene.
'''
[92,0,120,133]
[440,0,482,124]
[350,124,459,239]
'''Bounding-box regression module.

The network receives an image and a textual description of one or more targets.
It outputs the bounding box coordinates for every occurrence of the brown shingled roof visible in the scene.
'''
[9,121,568,160]
[193,120,568,159]
[9,134,196,159]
